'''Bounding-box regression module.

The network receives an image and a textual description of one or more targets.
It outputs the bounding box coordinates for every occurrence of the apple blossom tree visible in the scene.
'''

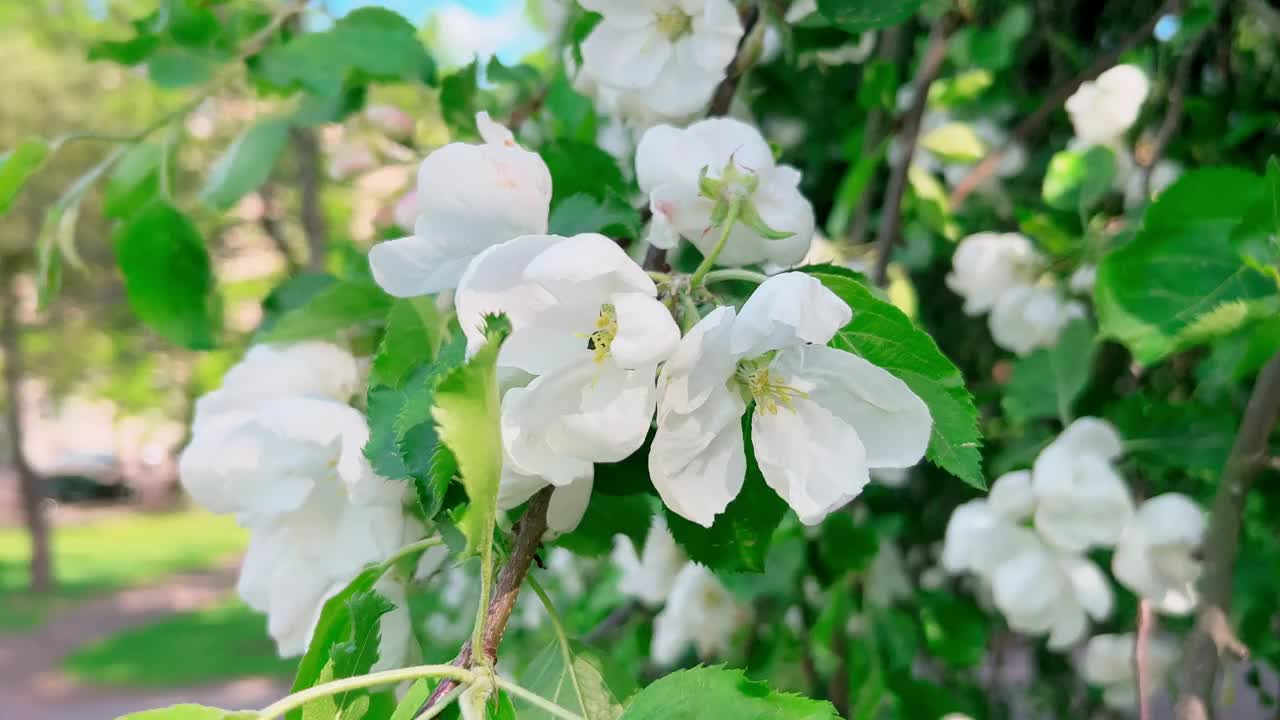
[3,0,1280,718]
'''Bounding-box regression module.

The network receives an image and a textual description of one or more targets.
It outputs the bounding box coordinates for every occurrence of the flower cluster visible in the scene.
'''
[942,418,1204,691]
[371,112,930,534]
[179,342,421,661]
[946,232,1084,355]
[612,518,747,665]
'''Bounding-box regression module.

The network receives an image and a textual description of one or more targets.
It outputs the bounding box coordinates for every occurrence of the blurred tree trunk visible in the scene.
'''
[0,259,53,592]
[292,127,329,272]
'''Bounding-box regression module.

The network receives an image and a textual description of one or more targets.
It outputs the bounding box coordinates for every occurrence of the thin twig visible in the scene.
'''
[419,489,553,712]
[708,4,762,116]
[1175,352,1280,719]
[1136,599,1156,720]
[583,601,640,645]
[1142,0,1218,196]
[846,26,905,248]
[948,0,1183,207]
[871,14,959,286]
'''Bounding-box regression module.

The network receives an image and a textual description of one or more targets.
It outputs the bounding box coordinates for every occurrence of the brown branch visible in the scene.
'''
[420,488,553,711]
[290,127,329,273]
[1135,599,1156,720]
[583,600,641,645]
[258,184,300,272]
[871,14,959,287]
[1175,351,1280,719]
[846,27,906,249]
[708,5,762,117]
[947,0,1183,208]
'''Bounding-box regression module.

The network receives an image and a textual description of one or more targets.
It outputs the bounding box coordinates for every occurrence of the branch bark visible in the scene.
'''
[947,0,1183,207]
[290,127,329,273]
[258,184,300,272]
[0,260,53,592]
[420,488,553,711]
[846,26,905,249]
[1175,351,1280,719]
[871,14,959,287]
[707,5,762,117]
[1135,599,1156,720]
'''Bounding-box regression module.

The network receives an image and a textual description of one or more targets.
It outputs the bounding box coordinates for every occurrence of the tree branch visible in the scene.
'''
[871,14,959,286]
[290,127,329,273]
[1175,351,1280,719]
[708,4,762,117]
[420,488,553,711]
[1135,599,1156,720]
[846,26,906,249]
[947,0,1183,207]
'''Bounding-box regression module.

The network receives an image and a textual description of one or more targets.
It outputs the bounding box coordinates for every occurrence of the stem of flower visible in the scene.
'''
[381,535,444,571]
[527,574,587,715]
[256,664,475,720]
[471,522,495,663]
[494,678,586,720]
[701,268,768,286]
[689,198,742,289]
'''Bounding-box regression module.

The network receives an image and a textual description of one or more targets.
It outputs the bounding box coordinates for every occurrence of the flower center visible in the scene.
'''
[734,355,808,415]
[586,304,618,364]
[655,9,692,40]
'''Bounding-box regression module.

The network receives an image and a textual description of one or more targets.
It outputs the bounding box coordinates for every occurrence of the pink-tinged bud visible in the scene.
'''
[366,105,415,141]
[392,186,418,231]
[327,142,378,181]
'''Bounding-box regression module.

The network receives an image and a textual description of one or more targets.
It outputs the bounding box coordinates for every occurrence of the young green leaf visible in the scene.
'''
[104,142,165,219]
[262,278,392,343]
[200,117,290,210]
[117,705,254,720]
[1042,146,1115,211]
[817,0,925,33]
[1001,318,1096,424]
[370,297,443,388]
[515,640,628,720]
[113,200,220,349]
[620,666,839,719]
[431,315,510,553]
[548,192,642,238]
[0,137,49,215]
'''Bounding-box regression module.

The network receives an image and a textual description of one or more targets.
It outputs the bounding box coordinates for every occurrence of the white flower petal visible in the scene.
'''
[731,272,851,358]
[650,383,748,527]
[987,470,1036,520]
[369,235,475,298]
[547,475,594,535]
[610,291,680,369]
[752,397,869,525]
[581,22,671,90]
[455,234,562,359]
[523,233,656,297]
[772,345,931,468]
[656,306,739,417]
[636,125,715,193]
[945,233,1041,316]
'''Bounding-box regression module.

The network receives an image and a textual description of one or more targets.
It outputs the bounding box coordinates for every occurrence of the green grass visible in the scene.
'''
[0,508,248,631]
[63,599,297,687]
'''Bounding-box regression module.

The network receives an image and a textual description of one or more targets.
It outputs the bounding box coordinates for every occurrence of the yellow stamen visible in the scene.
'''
[586,304,618,365]
[655,9,692,40]
[735,357,808,415]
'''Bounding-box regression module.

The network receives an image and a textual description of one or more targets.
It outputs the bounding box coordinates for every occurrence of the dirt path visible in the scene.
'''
[0,559,289,720]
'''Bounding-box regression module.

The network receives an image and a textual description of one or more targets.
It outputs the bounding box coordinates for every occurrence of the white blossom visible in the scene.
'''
[369,113,552,297]
[1032,418,1134,552]
[1068,264,1097,295]
[1124,159,1182,209]
[941,471,1039,577]
[988,284,1084,356]
[865,542,912,608]
[650,272,931,527]
[636,118,815,266]
[1065,64,1150,145]
[1081,632,1179,709]
[651,563,745,665]
[190,342,360,431]
[455,233,680,514]
[990,535,1114,650]
[946,233,1042,316]
[1113,493,1206,615]
[612,516,686,607]
[579,0,743,120]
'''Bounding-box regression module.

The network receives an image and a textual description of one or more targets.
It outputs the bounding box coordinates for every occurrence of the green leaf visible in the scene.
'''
[114,201,220,349]
[548,193,641,238]
[161,0,221,47]
[818,513,878,574]
[89,33,161,65]
[544,68,598,143]
[817,0,923,32]
[330,590,395,710]
[516,640,627,720]
[557,492,652,557]
[288,565,385,718]
[389,679,432,720]
[620,666,839,720]
[805,267,984,489]
[917,591,988,669]
[200,117,291,210]
[34,146,126,306]
[263,279,392,343]
[1095,167,1276,364]
[919,123,986,163]
[440,61,480,137]
[1042,146,1115,211]
[148,47,216,87]
[117,705,254,720]
[370,298,443,388]
[825,137,888,239]
[1001,318,1096,423]
[1106,394,1236,476]
[431,315,510,553]
[255,7,432,96]
[104,143,165,219]
[0,137,49,215]
[540,141,628,206]
[667,414,788,573]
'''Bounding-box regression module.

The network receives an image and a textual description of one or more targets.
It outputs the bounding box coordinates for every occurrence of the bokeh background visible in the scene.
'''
[0,2,539,717]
